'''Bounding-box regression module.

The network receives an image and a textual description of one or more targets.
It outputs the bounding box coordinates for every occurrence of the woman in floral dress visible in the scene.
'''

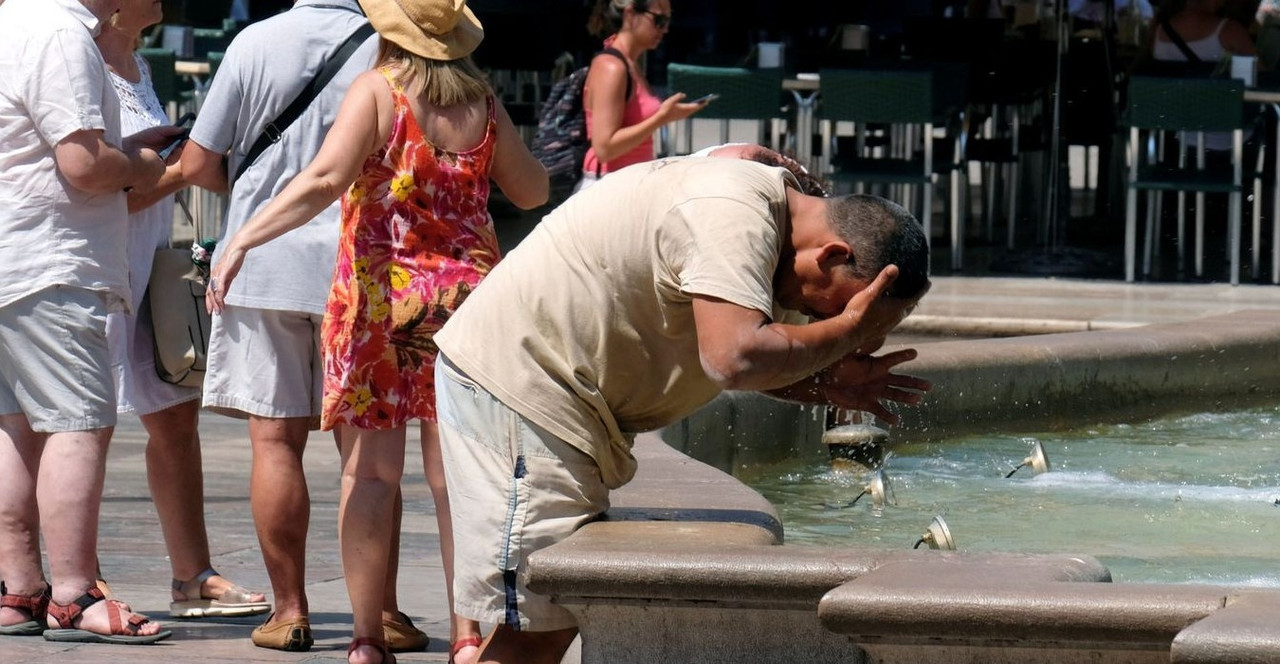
[207,1,549,662]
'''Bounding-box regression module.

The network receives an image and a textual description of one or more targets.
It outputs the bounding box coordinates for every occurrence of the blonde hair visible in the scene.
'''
[376,39,491,107]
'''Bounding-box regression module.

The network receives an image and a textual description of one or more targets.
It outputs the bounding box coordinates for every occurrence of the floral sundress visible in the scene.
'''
[321,66,500,430]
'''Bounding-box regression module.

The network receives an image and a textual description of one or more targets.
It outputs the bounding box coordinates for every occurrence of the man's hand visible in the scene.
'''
[817,349,932,425]
[837,265,919,355]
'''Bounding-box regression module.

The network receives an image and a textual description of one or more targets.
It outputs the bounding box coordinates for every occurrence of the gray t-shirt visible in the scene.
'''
[189,0,376,313]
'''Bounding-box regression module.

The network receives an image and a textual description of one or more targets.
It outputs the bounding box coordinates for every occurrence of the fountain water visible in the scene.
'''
[748,406,1280,586]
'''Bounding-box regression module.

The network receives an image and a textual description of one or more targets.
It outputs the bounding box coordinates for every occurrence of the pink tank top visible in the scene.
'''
[582,54,662,176]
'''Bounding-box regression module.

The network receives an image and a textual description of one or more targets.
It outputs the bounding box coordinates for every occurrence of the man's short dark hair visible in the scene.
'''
[825,194,930,300]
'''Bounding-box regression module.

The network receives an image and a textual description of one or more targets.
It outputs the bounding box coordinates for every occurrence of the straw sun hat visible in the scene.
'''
[358,0,484,61]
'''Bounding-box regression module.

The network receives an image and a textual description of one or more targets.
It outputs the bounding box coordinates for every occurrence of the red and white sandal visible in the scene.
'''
[0,581,50,636]
[449,635,484,664]
[43,586,171,645]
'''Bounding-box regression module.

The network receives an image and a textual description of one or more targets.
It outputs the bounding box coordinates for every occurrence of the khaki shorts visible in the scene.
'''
[203,304,324,427]
[435,354,610,632]
[0,286,115,432]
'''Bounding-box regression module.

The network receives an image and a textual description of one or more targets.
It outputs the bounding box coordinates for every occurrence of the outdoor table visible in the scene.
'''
[176,59,213,111]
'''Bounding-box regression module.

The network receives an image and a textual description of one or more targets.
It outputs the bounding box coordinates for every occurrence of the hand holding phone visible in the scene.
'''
[157,113,196,160]
[691,93,720,105]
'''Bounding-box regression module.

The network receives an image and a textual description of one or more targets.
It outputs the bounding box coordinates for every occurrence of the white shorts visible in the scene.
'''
[435,354,610,632]
[203,304,324,427]
[0,286,116,432]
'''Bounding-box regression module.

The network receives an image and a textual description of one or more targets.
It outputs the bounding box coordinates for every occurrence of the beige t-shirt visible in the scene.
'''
[435,158,798,488]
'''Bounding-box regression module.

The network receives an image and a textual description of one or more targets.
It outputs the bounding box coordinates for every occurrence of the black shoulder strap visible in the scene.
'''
[1160,18,1204,64]
[233,21,376,184]
[598,47,634,100]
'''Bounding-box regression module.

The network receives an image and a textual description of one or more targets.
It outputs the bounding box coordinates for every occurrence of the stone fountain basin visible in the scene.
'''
[527,311,1280,663]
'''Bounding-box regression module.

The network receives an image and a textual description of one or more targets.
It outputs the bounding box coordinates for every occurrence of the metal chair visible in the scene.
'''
[665,63,787,155]
[817,67,966,270]
[1123,76,1248,284]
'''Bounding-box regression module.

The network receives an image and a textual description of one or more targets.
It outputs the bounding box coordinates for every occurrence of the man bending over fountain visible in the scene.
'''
[432,156,932,664]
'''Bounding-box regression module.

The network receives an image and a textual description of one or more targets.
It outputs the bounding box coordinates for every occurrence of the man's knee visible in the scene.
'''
[249,416,311,454]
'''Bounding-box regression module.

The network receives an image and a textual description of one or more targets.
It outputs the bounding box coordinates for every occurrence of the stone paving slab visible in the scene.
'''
[3,414,453,663]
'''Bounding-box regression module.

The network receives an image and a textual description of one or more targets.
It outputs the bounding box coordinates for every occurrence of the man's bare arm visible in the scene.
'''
[54,128,168,195]
[180,140,229,194]
[691,266,910,392]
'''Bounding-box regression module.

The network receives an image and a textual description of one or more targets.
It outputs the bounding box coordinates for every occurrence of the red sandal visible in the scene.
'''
[0,581,50,636]
[450,635,484,664]
[348,636,396,664]
[43,586,171,645]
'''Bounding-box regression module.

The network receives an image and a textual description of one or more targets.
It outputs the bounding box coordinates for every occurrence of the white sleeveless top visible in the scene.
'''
[1153,19,1229,63]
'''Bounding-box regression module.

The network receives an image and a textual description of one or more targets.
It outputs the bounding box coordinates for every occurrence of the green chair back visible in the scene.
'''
[207,51,225,78]
[192,28,230,60]
[138,47,179,106]
[1124,76,1243,133]
[817,68,933,125]
[666,63,786,121]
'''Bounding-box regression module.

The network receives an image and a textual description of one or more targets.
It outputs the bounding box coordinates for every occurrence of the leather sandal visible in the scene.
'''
[382,610,429,652]
[169,567,270,618]
[0,581,50,636]
[43,586,171,645]
[348,636,396,664]
[251,612,313,652]
[450,635,484,664]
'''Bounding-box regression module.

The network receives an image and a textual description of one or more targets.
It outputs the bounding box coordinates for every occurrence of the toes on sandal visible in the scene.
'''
[43,586,171,645]
[349,636,396,664]
[0,581,50,636]
[382,611,429,652]
[449,635,484,664]
[169,567,271,618]
[250,612,313,652]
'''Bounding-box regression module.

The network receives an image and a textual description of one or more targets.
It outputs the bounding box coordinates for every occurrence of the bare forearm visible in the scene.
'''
[228,170,346,252]
[126,163,186,213]
[708,316,863,392]
[60,146,162,195]
[592,114,666,162]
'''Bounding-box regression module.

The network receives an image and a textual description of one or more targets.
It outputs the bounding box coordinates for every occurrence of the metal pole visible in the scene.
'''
[1045,0,1067,251]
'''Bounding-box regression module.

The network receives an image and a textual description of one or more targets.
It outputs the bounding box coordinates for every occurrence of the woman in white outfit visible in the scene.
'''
[96,0,269,619]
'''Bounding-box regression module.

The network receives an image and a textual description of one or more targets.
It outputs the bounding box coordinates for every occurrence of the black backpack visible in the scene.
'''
[531,48,633,190]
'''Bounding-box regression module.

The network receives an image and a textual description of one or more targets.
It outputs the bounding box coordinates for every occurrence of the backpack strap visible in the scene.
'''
[597,47,634,101]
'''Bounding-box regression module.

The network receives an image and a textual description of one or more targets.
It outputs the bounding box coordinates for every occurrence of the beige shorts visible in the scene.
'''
[203,304,324,427]
[0,286,115,432]
[435,354,610,632]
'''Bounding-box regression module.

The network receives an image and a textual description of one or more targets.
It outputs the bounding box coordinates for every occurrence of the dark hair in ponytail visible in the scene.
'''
[587,0,649,38]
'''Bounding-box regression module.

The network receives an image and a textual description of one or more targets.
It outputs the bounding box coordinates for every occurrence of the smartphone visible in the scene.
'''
[691,93,720,104]
[157,113,196,160]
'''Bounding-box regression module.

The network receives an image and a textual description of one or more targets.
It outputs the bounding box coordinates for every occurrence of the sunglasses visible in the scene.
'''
[644,10,671,29]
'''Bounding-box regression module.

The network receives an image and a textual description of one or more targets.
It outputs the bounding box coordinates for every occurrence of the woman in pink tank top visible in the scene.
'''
[579,0,709,188]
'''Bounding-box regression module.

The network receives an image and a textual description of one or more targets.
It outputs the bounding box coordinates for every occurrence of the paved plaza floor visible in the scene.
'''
[6,270,1280,663]
[3,414,454,663]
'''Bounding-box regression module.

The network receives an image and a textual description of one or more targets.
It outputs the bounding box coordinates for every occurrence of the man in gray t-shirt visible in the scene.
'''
[181,0,428,653]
